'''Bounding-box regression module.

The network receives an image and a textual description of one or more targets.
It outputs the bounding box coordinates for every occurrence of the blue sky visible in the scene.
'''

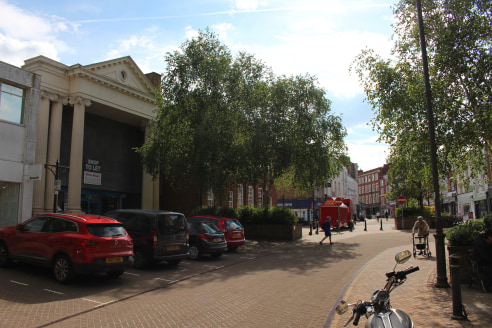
[0,0,396,171]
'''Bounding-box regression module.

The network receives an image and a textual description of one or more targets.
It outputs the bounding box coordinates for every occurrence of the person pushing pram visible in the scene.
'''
[412,216,431,257]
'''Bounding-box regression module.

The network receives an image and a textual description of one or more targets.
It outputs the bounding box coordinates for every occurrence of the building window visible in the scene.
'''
[248,186,254,206]
[207,190,214,207]
[228,191,234,208]
[237,184,243,207]
[0,82,24,124]
[257,188,263,208]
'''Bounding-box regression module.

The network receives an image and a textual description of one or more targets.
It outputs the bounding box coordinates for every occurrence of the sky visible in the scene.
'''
[0,0,397,171]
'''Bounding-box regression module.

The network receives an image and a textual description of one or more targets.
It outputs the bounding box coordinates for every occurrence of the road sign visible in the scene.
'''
[397,196,407,205]
[334,197,343,205]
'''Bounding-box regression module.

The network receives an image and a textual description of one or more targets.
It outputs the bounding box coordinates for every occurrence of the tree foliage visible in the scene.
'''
[138,29,347,204]
[351,0,492,202]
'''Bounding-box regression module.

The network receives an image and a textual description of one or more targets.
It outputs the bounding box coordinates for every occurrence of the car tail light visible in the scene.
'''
[197,233,209,242]
[152,229,158,247]
[218,221,226,233]
[186,229,189,244]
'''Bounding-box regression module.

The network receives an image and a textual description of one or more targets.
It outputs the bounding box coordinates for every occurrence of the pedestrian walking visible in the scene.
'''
[319,216,333,245]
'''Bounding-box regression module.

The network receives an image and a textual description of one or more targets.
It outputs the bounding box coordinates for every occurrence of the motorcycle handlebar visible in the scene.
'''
[387,266,420,279]
[353,312,361,326]
[400,266,419,277]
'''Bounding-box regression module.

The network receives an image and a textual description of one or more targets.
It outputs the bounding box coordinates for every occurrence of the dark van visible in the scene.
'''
[104,209,189,268]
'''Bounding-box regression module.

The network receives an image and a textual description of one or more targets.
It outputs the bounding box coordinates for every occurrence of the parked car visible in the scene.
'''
[0,213,134,283]
[104,209,189,268]
[190,215,245,251]
[187,218,227,260]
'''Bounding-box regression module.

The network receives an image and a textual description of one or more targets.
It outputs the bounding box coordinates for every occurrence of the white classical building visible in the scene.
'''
[19,56,160,217]
[0,61,41,226]
[323,164,359,218]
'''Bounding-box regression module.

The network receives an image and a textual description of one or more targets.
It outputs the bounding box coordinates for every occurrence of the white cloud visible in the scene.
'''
[0,0,76,66]
[348,142,388,171]
[249,29,392,98]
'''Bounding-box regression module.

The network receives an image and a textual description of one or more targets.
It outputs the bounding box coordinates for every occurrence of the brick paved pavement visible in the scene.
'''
[321,221,492,327]
[1,219,490,327]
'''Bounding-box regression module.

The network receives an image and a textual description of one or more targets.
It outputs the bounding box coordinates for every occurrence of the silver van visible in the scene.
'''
[104,209,189,268]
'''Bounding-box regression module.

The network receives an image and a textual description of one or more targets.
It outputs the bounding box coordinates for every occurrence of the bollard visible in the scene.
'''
[380,219,383,231]
[364,219,367,232]
[315,221,319,234]
[449,254,467,320]
[309,222,313,235]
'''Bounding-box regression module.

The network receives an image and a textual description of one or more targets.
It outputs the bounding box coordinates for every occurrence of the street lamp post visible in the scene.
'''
[45,160,69,213]
[415,0,449,288]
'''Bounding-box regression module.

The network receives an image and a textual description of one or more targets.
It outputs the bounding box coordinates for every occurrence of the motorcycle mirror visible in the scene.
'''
[335,300,349,315]
[395,250,412,264]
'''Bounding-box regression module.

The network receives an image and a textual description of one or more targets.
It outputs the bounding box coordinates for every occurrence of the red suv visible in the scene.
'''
[190,216,245,251]
[0,213,134,283]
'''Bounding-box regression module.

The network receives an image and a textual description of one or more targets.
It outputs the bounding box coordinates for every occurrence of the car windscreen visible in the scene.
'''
[86,224,127,237]
[225,219,243,229]
[157,214,186,235]
[189,221,219,234]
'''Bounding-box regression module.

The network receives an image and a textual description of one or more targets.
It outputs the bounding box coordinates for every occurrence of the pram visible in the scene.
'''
[413,235,431,257]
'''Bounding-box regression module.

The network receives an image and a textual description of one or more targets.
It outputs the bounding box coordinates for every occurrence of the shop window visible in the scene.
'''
[0,83,24,124]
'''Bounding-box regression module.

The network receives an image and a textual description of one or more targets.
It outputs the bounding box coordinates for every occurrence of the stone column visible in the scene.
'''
[44,97,63,212]
[66,97,91,213]
[32,92,51,215]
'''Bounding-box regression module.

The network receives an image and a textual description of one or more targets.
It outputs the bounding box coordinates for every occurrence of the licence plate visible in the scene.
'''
[106,257,123,263]
[213,238,223,243]
[167,245,179,251]
[233,232,241,238]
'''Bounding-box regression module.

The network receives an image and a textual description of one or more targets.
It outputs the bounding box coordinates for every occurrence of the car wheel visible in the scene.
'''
[211,252,222,258]
[188,246,200,260]
[107,270,124,278]
[0,242,11,267]
[133,250,149,269]
[167,259,182,266]
[53,255,74,283]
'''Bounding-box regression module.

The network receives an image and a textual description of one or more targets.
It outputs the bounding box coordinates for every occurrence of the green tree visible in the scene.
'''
[352,0,492,199]
[138,29,348,206]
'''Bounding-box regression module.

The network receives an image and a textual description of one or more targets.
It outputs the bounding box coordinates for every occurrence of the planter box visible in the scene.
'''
[244,223,303,241]
[394,216,453,230]
[447,245,472,284]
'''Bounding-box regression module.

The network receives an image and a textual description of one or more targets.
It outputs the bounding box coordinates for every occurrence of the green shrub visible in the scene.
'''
[395,206,433,218]
[267,207,297,225]
[481,213,492,230]
[445,219,485,246]
[238,206,264,225]
[191,205,298,226]
[190,206,239,219]
[190,206,216,216]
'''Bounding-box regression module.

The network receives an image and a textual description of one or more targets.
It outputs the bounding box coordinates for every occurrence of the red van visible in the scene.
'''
[190,216,245,251]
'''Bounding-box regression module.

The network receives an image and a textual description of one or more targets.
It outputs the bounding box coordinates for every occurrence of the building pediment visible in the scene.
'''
[79,56,156,96]
[64,57,156,103]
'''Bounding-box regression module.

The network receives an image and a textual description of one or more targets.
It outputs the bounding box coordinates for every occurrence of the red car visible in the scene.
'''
[190,215,245,251]
[0,213,134,283]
